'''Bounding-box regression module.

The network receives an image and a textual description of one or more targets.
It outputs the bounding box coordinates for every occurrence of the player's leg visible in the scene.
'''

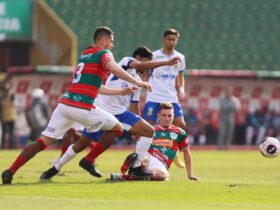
[171,102,188,168]
[40,107,123,180]
[2,103,74,184]
[127,118,154,176]
[142,101,160,125]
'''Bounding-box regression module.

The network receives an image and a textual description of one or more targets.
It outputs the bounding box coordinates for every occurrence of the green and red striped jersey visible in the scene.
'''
[148,125,189,169]
[60,46,114,110]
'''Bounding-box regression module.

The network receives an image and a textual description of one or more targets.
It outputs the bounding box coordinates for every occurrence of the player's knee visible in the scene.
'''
[151,169,169,181]
[111,122,124,133]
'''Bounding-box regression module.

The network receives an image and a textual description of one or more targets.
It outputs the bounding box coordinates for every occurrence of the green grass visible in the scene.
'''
[0,149,280,210]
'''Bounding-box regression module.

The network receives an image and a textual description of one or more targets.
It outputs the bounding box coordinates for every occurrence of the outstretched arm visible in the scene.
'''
[99,85,138,96]
[130,57,180,71]
[105,60,152,92]
[183,147,199,180]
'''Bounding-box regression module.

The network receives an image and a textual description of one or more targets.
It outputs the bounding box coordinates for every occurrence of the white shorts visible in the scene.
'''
[42,103,119,139]
[144,153,169,176]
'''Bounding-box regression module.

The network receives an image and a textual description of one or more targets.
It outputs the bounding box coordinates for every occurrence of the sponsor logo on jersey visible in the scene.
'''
[152,139,173,147]
[73,95,82,101]
[154,72,176,80]
[46,127,55,133]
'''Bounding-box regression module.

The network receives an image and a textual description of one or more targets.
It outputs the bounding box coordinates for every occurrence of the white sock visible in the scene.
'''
[54,144,77,171]
[133,136,153,167]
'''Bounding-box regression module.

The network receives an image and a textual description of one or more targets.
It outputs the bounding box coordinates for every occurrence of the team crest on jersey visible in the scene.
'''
[122,82,128,88]
[170,132,178,140]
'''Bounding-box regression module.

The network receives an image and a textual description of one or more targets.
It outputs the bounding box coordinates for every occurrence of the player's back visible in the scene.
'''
[146,49,186,103]
[96,57,141,115]
[60,46,113,110]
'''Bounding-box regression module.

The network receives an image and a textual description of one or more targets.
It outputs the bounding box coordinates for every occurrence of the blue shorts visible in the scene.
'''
[142,101,183,123]
[82,111,142,142]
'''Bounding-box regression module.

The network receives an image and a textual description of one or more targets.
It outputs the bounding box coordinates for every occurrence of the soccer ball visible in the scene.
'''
[259,137,280,158]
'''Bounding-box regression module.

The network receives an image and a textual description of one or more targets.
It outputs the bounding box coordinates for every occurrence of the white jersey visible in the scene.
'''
[146,49,186,103]
[96,57,141,115]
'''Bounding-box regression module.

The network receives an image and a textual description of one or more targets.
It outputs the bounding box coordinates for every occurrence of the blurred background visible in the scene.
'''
[0,0,279,149]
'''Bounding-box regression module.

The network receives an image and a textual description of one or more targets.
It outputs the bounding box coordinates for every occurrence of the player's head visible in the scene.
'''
[132,46,153,62]
[93,26,114,50]
[163,29,180,51]
[158,102,174,128]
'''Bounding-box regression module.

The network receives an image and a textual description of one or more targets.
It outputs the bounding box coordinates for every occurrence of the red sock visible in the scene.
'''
[84,130,122,164]
[9,138,46,175]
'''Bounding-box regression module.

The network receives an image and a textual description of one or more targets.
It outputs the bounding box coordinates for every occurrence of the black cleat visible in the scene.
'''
[120,152,138,174]
[2,169,13,185]
[128,166,153,177]
[40,166,59,180]
[79,158,102,178]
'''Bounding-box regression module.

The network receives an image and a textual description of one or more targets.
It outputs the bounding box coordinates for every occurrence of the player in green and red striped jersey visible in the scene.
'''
[2,26,151,185]
[112,102,199,181]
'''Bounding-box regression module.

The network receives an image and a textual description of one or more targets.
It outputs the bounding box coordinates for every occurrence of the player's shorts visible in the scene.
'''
[143,153,169,177]
[82,110,142,142]
[142,101,183,122]
[42,103,118,139]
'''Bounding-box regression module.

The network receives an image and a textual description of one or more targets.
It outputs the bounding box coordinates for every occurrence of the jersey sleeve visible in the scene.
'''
[118,57,135,70]
[100,50,115,69]
[178,129,189,150]
[179,55,186,72]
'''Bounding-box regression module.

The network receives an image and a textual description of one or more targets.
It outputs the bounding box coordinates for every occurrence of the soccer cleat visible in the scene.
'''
[110,173,123,181]
[120,152,138,174]
[79,158,102,178]
[40,166,59,180]
[128,166,153,177]
[2,169,13,185]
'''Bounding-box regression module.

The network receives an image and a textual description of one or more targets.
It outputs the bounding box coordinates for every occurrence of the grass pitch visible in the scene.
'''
[0,149,280,210]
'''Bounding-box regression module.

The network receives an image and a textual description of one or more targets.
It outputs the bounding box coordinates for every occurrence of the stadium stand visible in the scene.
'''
[45,0,280,71]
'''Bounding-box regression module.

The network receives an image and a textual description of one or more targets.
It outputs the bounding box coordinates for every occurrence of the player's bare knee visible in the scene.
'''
[111,122,124,133]
[151,169,169,181]
[41,135,55,146]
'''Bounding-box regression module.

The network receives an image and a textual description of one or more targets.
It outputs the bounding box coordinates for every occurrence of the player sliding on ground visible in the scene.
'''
[1,26,152,185]
[111,102,199,181]
[40,47,180,180]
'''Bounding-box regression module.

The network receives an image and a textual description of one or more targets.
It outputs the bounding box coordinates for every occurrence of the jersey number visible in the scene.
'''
[73,63,84,83]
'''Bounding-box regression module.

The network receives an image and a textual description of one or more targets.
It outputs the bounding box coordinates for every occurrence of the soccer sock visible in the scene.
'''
[133,136,153,168]
[84,130,122,164]
[55,144,77,171]
[9,138,46,175]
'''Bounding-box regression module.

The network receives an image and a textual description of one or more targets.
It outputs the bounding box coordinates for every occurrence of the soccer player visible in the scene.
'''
[1,26,151,185]
[111,102,199,181]
[142,29,188,168]
[40,46,180,180]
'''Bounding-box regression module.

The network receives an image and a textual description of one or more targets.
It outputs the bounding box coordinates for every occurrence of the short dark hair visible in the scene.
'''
[93,26,114,42]
[132,46,153,60]
[159,102,174,111]
[163,29,180,38]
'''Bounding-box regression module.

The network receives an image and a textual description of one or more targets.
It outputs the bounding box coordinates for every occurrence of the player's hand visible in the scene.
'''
[136,81,152,92]
[120,86,139,96]
[188,175,200,181]
[167,56,181,66]
[178,87,185,100]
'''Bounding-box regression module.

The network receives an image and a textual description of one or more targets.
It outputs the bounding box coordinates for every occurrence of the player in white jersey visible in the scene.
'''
[142,29,188,168]
[40,47,180,180]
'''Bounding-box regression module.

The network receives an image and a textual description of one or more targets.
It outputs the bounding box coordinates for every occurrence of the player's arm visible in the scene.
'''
[176,72,185,100]
[99,85,138,96]
[182,147,199,181]
[105,60,152,92]
[129,57,180,71]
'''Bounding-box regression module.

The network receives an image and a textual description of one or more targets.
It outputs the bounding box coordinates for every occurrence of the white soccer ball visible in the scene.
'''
[259,137,280,158]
